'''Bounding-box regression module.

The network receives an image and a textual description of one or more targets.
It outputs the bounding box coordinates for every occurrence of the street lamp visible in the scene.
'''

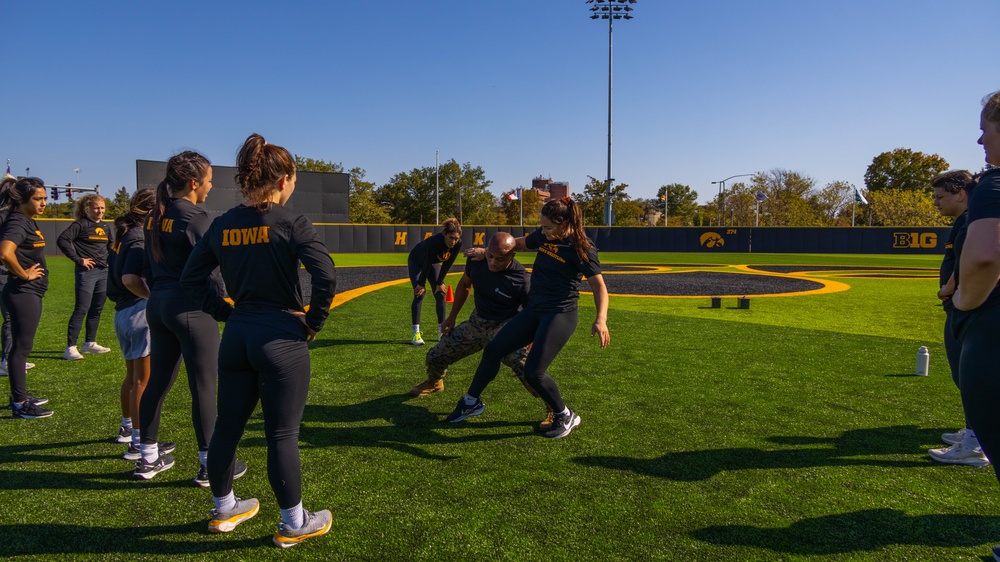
[711,173,753,227]
[587,0,636,226]
[74,168,80,188]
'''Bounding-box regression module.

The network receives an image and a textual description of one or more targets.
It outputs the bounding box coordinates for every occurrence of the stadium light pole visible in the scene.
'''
[435,150,439,225]
[587,0,636,226]
[711,173,753,227]
[74,168,80,186]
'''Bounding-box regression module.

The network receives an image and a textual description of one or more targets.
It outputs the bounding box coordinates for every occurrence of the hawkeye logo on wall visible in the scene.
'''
[893,232,938,249]
[699,231,726,249]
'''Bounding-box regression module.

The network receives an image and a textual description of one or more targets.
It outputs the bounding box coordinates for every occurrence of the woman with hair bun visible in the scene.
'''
[448,196,610,439]
[0,176,51,419]
[57,193,113,361]
[181,133,336,547]
[137,150,245,485]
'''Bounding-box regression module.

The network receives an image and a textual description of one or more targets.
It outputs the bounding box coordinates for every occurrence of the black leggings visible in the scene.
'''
[0,271,11,361]
[139,294,219,450]
[958,304,1000,484]
[408,259,445,326]
[942,305,968,427]
[2,288,42,403]
[208,320,310,508]
[468,307,578,411]
[66,266,107,346]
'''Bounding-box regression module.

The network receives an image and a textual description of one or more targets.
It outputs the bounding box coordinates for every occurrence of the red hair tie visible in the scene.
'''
[560,196,573,205]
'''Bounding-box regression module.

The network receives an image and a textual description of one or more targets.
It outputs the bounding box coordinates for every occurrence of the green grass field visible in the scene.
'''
[2,252,998,561]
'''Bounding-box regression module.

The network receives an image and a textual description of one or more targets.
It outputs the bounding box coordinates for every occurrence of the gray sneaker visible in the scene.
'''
[272,509,332,548]
[133,454,174,480]
[208,497,260,533]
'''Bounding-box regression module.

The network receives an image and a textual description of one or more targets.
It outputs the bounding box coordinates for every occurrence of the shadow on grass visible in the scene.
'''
[308,338,401,349]
[0,521,262,555]
[0,438,194,490]
[572,425,945,481]
[300,393,533,460]
[691,508,1000,555]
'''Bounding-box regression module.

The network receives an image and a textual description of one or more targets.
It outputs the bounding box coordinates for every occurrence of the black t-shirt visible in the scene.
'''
[0,211,48,296]
[144,198,214,295]
[409,232,462,286]
[466,257,529,322]
[954,168,1000,316]
[57,217,113,269]
[107,227,146,311]
[181,204,337,337]
[524,229,601,313]
[940,212,966,287]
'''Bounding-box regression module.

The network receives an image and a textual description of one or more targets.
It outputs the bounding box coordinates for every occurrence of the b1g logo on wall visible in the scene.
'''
[892,232,938,249]
[699,231,729,249]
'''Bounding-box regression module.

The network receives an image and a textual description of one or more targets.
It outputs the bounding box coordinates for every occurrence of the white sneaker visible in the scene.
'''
[80,342,111,354]
[63,346,84,360]
[25,362,35,369]
[941,428,966,446]
[928,442,990,467]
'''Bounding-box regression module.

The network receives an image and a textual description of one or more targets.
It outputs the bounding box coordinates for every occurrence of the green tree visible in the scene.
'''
[856,188,949,226]
[104,186,131,221]
[295,155,390,223]
[498,187,543,226]
[577,176,638,226]
[377,159,499,224]
[808,180,855,226]
[655,183,699,226]
[864,148,950,194]
[750,169,818,226]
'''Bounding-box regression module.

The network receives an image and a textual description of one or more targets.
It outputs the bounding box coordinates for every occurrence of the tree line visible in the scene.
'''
[38,148,987,227]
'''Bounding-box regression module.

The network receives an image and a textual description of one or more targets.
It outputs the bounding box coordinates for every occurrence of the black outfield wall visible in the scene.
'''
[35,222,951,256]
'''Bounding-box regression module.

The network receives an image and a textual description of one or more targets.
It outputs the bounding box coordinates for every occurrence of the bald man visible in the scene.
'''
[409,232,553,430]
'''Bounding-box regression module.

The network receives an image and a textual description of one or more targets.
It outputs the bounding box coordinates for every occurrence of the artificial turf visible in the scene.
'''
[1,252,997,561]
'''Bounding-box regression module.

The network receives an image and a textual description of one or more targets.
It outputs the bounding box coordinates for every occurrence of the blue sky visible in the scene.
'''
[4,1,994,206]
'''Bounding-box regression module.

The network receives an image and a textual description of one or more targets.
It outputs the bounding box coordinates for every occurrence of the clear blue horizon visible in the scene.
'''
[4,1,994,207]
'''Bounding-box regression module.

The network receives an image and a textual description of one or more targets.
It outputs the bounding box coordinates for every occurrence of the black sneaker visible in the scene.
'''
[992,544,1000,562]
[123,443,141,461]
[445,397,485,423]
[25,394,48,406]
[133,455,174,480]
[158,441,176,456]
[11,400,53,419]
[114,425,132,443]
[543,409,581,439]
[194,461,248,488]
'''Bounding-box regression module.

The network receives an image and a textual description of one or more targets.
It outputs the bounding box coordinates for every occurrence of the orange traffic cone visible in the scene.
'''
[445,285,454,303]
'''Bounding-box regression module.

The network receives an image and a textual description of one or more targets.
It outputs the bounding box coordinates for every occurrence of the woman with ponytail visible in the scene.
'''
[0,176,51,419]
[447,196,610,439]
[105,189,154,454]
[181,133,336,546]
[137,151,245,484]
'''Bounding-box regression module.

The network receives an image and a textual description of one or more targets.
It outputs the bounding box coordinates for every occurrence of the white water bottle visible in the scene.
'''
[916,346,930,377]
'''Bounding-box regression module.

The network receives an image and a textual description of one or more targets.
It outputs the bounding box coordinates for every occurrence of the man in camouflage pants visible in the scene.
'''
[409,232,554,431]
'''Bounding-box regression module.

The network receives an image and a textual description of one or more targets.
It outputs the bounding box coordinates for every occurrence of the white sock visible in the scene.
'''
[280,502,305,529]
[199,450,209,468]
[557,407,570,418]
[413,324,420,334]
[214,491,236,512]
[462,394,477,405]
[131,428,140,446]
[121,416,132,429]
[964,428,981,449]
[140,443,159,464]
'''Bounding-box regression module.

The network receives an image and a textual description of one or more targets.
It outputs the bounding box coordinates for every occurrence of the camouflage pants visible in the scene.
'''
[426,310,527,380]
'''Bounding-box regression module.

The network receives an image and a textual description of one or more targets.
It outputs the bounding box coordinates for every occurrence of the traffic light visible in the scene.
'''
[51,187,59,200]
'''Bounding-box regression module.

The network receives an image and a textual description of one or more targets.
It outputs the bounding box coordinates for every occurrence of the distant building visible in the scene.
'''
[531,177,570,201]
